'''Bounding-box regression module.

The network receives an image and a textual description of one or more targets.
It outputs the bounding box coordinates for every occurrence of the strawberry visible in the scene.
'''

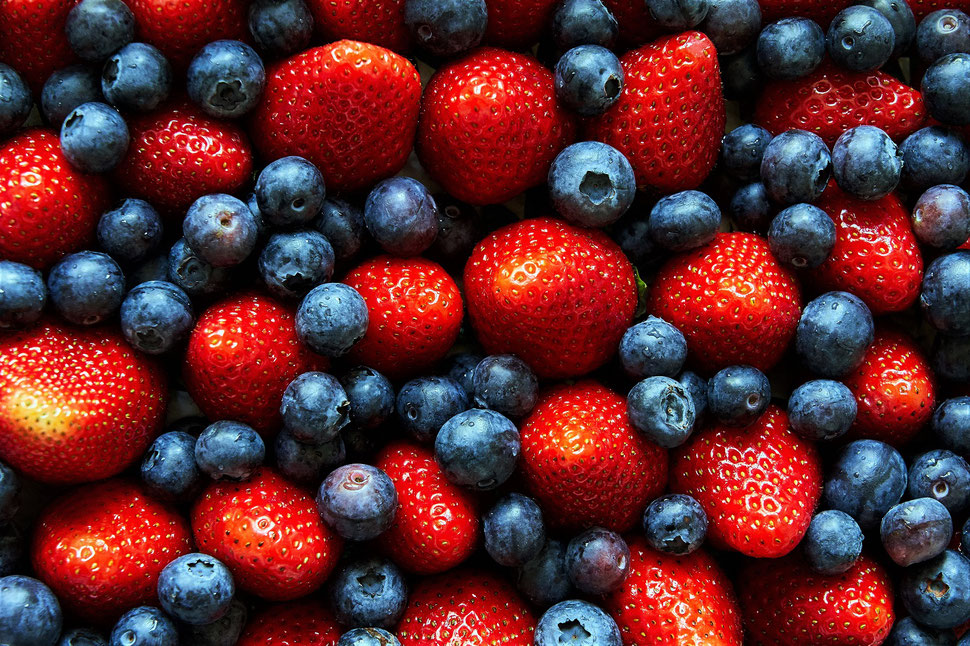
[417,47,576,205]
[397,569,534,646]
[604,537,743,646]
[647,232,802,374]
[519,381,668,532]
[755,62,927,147]
[126,0,248,68]
[843,327,936,446]
[0,321,167,484]
[464,217,636,379]
[0,129,110,269]
[307,0,410,53]
[910,0,970,20]
[758,0,852,24]
[484,0,558,49]
[250,40,421,194]
[739,553,895,646]
[343,256,463,379]
[114,102,253,216]
[31,479,193,621]
[670,405,822,558]
[237,599,341,646]
[0,0,78,93]
[809,183,923,315]
[586,31,724,194]
[375,442,479,575]
[184,292,326,435]
[191,468,342,601]
[600,0,661,50]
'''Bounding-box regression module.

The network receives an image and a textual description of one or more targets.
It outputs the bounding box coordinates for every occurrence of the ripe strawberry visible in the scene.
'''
[191,468,342,601]
[343,256,463,379]
[739,553,895,646]
[604,537,743,646]
[397,570,534,646]
[0,0,77,93]
[375,442,479,575]
[126,0,248,68]
[464,217,636,379]
[0,129,110,269]
[484,0,558,49]
[31,479,193,621]
[307,0,410,53]
[910,0,970,20]
[600,0,660,49]
[250,40,421,193]
[417,47,576,205]
[586,31,724,194]
[237,599,341,646]
[755,62,926,147]
[520,381,668,532]
[758,0,852,24]
[648,232,802,374]
[670,405,822,558]
[114,102,253,216]
[184,292,325,435]
[0,321,167,484]
[809,183,923,315]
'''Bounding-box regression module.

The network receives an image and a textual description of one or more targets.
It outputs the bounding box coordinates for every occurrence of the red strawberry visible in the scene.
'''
[587,31,724,194]
[397,569,534,646]
[758,0,852,24]
[307,0,410,53]
[343,256,463,379]
[191,468,342,601]
[417,47,576,205]
[739,553,895,646]
[250,40,421,193]
[31,479,193,621]
[605,537,743,646]
[0,129,110,269]
[126,0,248,68]
[600,0,661,50]
[648,232,802,374]
[0,322,167,484]
[910,1,970,20]
[464,217,636,379]
[671,405,822,558]
[237,599,341,646]
[844,327,936,446]
[184,292,325,435]
[755,62,927,147]
[375,442,479,575]
[114,102,253,216]
[0,0,78,93]
[520,381,668,532]
[809,183,923,315]
[484,0,558,49]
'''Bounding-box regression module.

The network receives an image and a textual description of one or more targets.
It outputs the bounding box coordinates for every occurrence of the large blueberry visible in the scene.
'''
[483,493,547,567]
[824,439,907,530]
[548,141,635,227]
[157,553,235,626]
[472,355,538,420]
[48,251,125,326]
[0,576,62,646]
[364,177,438,257]
[247,0,314,58]
[280,371,351,444]
[194,420,265,481]
[881,497,953,566]
[0,64,31,137]
[66,0,135,62]
[534,600,622,646]
[183,194,259,268]
[921,251,970,334]
[187,40,265,118]
[831,125,901,200]
[803,509,863,574]
[517,539,573,608]
[255,156,327,227]
[901,550,970,629]
[554,46,624,117]
[405,0,487,57]
[98,199,163,264]
[648,190,721,252]
[317,463,397,541]
[140,431,202,502]
[296,283,369,357]
[795,291,875,377]
[627,376,696,448]
[108,606,177,646]
[787,379,856,441]
[397,376,468,443]
[642,493,707,555]
[120,281,194,355]
[760,129,832,204]
[329,557,407,629]
[768,203,836,269]
[102,42,172,112]
[565,527,630,595]
[434,408,520,491]
[756,18,825,80]
[0,260,46,330]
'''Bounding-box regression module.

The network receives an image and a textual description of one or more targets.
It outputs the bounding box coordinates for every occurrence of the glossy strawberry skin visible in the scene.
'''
[671,406,822,558]
[520,381,668,532]
[464,217,636,379]
[250,40,421,193]
[191,468,342,601]
[648,232,802,374]
[484,0,558,49]
[0,129,111,269]
[601,0,660,49]
[307,0,410,52]
[417,48,576,205]
[32,479,193,622]
[910,0,970,20]
[758,0,852,24]
[376,442,479,575]
[0,322,167,485]
[237,599,341,646]
[0,0,78,92]
[587,31,724,194]
[126,0,248,68]
[343,256,463,379]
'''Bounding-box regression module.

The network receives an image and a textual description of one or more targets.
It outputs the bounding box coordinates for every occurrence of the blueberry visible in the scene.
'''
[729,182,772,232]
[678,370,709,422]
[795,291,875,377]
[768,203,836,269]
[427,194,485,268]
[826,5,895,71]
[140,431,202,503]
[901,550,970,629]
[553,46,624,117]
[517,539,573,608]
[887,616,956,646]
[444,353,482,397]
[59,101,129,173]
[0,525,24,577]
[721,124,773,182]
[337,629,401,646]
[787,379,856,441]
[910,450,970,516]
[831,125,901,199]
[183,194,259,268]
[934,334,970,383]
[756,18,825,80]
[483,493,547,567]
[120,281,194,355]
[405,0,487,57]
[281,372,350,444]
[259,231,334,301]
[619,316,687,380]
[803,509,863,574]
[648,190,721,251]
[396,376,468,443]
[721,45,763,100]
[935,397,970,454]
[707,364,770,427]
[760,129,832,204]
[913,184,970,249]
[248,0,314,58]
[363,177,438,257]
[59,628,108,646]
[48,251,125,326]
[627,376,696,448]
[862,0,915,58]
[921,251,970,334]
[329,557,407,629]
[317,463,397,540]
[882,497,952,567]
[194,420,265,481]
[341,366,395,431]
[434,408,520,491]
[187,40,265,118]
[0,261,46,330]
[472,355,538,420]
[98,199,163,264]
[548,141,635,227]
[0,460,19,524]
[109,607,177,646]
[167,238,232,298]
[275,430,345,485]
[296,283,369,357]
[825,439,908,530]
[102,42,172,112]
[642,493,707,555]
[549,0,618,56]
[699,0,762,55]
[41,64,103,126]
[612,209,661,267]
[917,9,970,62]
[243,192,268,239]
[178,598,247,646]
[0,576,62,646]
[534,600,622,646]
[565,527,630,595]
[255,156,326,227]
[923,53,970,125]
[0,64,31,137]
[314,199,364,264]
[66,0,135,62]
[157,553,235,626]
[899,127,970,190]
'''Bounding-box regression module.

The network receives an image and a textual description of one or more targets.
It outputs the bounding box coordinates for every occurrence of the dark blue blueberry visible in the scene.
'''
[767,203,836,269]
[66,0,135,62]
[109,607,177,646]
[275,430,345,485]
[645,0,709,29]
[255,155,326,227]
[721,46,762,100]
[699,0,762,56]
[167,238,232,298]
[314,199,364,264]
[317,463,397,540]
[0,460,19,524]
[296,283,369,357]
[707,364,770,427]
[329,557,407,629]
[899,127,970,190]
[128,254,169,288]
[678,370,708,422]
[397,376,468,443]
[934,334,970,383]
[832,125,901,199]
[483,493,547,567]
[910,450,970,516]
[428,195,485,268]
[102,42,172,112]
[548,141,635,227]
[887,616,956,646]
[565,527,630,595]
[98,199,163,264]
[935,397,970,454]
[627,376,696,448]
[183,194,259,267]
[612,210,660,267]
[120,281,194,355]
[921,251,970,334]
[787,379,856,441]
[178,598,247,646]
[405,0,487,57]
[923,53,970,125]
[721,124,773,181]
[517,539,573,608]
[472,355,538,420]
[756,18,825,80]
[0,64,31,137]
[0,576,62,646]
[60,101,129,173]
[194,420,265,481]
[549,0,618,57]
[554,46,624,117]
[642,493,707,555]
[802,509,863,574]
[248,0,314,58]
[445,353,483,397]
[259,230,334,300]
[862,0,916,58]
[364,177,438,257]
[59,628,108,646]
[434,408,520,490]
[648,190,721,251]
[729,182,772,232]
[619,316,687,380]
[0,260,46,330]
[826,5,895,71]
[48,251,125,326]
[913,184,970,249]
[795,291,875,377]
[825,439,907,530]
[341,366,395,431]
[901,550,970,629]
[0,524,23,577]
[535,600,621,646]
[760,129,832,204]
[281,371,351,443]
[187,40,265,118]
[140,431,202,503]
[244,192,268,239]
[337,629,401,646]
[41,64,103,126]
[157,553,235,626]
[917,9,970,63]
